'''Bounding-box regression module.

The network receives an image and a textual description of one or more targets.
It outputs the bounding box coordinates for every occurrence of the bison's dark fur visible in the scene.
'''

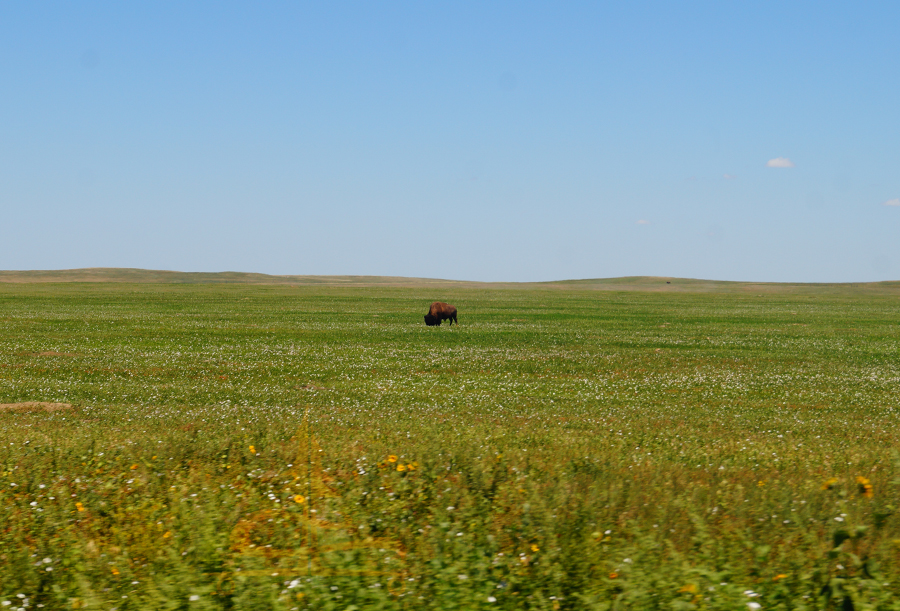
[424,302,457,326]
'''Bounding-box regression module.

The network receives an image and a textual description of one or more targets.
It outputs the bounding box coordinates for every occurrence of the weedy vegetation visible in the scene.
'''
[1,278,899,610]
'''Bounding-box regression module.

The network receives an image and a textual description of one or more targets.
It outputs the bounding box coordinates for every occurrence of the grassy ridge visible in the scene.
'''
[3,267,899,294]
[1,282,899,609]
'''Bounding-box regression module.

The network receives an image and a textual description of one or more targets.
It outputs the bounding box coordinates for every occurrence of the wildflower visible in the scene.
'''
[757,481,765,487]
[857,476,873,498]
[406,463,416,471]
[249,445,256,454]
[189,595,200,601]
[397,464,406,472]
[75,502,85,512]
[609,572,618,579]
[748,604,761,610]
[130,464,138,470]
[111,567,120,576]
[531,544,539,552]
[774,574,787,580]
[678,584,698,593]
[294,495,306,504]
[822,477,838,490]
[487,596,497,603]
[163,531,172,539]
[387,455,398,463]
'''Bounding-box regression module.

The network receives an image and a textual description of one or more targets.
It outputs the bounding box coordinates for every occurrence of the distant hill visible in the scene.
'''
[0,268,898,294]
[0,268,465,286]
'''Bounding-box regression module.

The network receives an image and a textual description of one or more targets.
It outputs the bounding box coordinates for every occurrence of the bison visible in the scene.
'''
[424,301,458,326]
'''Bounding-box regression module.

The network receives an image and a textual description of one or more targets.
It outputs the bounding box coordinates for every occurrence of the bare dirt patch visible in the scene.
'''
[0,402,73,413]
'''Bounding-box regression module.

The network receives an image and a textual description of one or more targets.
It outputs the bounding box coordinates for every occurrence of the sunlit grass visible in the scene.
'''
[1,282,899,609]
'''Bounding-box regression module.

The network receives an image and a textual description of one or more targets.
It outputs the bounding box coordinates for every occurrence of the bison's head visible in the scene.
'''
[424,314,440,326]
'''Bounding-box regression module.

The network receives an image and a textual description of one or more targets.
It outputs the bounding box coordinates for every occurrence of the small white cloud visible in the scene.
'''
[723,174,736,179]
[883,198,900,207]
[766,157,795,168]
[636,219,650,225]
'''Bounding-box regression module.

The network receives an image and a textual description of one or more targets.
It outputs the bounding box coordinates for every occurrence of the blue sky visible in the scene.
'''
[2,2,898,282]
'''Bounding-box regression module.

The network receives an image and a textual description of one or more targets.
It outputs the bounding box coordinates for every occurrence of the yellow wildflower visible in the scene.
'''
[75,502,85,512]
[678,584,698,593]
[294,495,306,504]
[609,572,618,579]
[531,544,540,552]
[249,445,256,454]
[387,455,397,463]
[407,463,416,471]
[397,464,406,472]
[757,480,765,487]
[822,477,838,490]
[163,531,172,539]
[857,476,873,498]
[773,574,788,581]
[130,464,138,470]
[111,567,120,576]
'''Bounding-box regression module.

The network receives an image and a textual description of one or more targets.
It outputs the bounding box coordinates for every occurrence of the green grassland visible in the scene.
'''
[1,275,900,610]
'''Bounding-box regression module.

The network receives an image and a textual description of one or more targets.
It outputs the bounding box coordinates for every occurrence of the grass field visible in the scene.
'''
[1,274,899,610]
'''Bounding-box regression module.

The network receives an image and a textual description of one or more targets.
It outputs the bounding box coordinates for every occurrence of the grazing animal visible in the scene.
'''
[424,302,458,326]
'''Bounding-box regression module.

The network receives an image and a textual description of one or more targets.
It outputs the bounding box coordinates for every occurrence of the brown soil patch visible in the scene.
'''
[0,402,73,413]
[297,384,326,391]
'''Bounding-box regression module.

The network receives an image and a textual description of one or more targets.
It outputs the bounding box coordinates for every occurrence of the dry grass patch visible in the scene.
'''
[0,401,73,412]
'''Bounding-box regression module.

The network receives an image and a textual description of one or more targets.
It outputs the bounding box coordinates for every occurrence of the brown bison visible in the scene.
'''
[424,302,458,326]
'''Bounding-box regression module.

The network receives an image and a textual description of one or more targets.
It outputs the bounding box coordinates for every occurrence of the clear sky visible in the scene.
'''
[2,2,898,282]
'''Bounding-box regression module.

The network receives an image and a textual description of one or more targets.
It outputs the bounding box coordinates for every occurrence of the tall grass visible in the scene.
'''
[1,282,899,609]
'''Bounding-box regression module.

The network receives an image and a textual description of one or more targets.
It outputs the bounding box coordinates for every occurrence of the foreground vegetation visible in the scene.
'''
[1,279,899,610]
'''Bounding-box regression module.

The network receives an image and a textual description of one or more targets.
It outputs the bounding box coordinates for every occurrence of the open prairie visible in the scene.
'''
[1,274,899,610]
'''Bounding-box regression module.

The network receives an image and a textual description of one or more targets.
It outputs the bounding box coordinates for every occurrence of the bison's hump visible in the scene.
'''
[428,301,457,317]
